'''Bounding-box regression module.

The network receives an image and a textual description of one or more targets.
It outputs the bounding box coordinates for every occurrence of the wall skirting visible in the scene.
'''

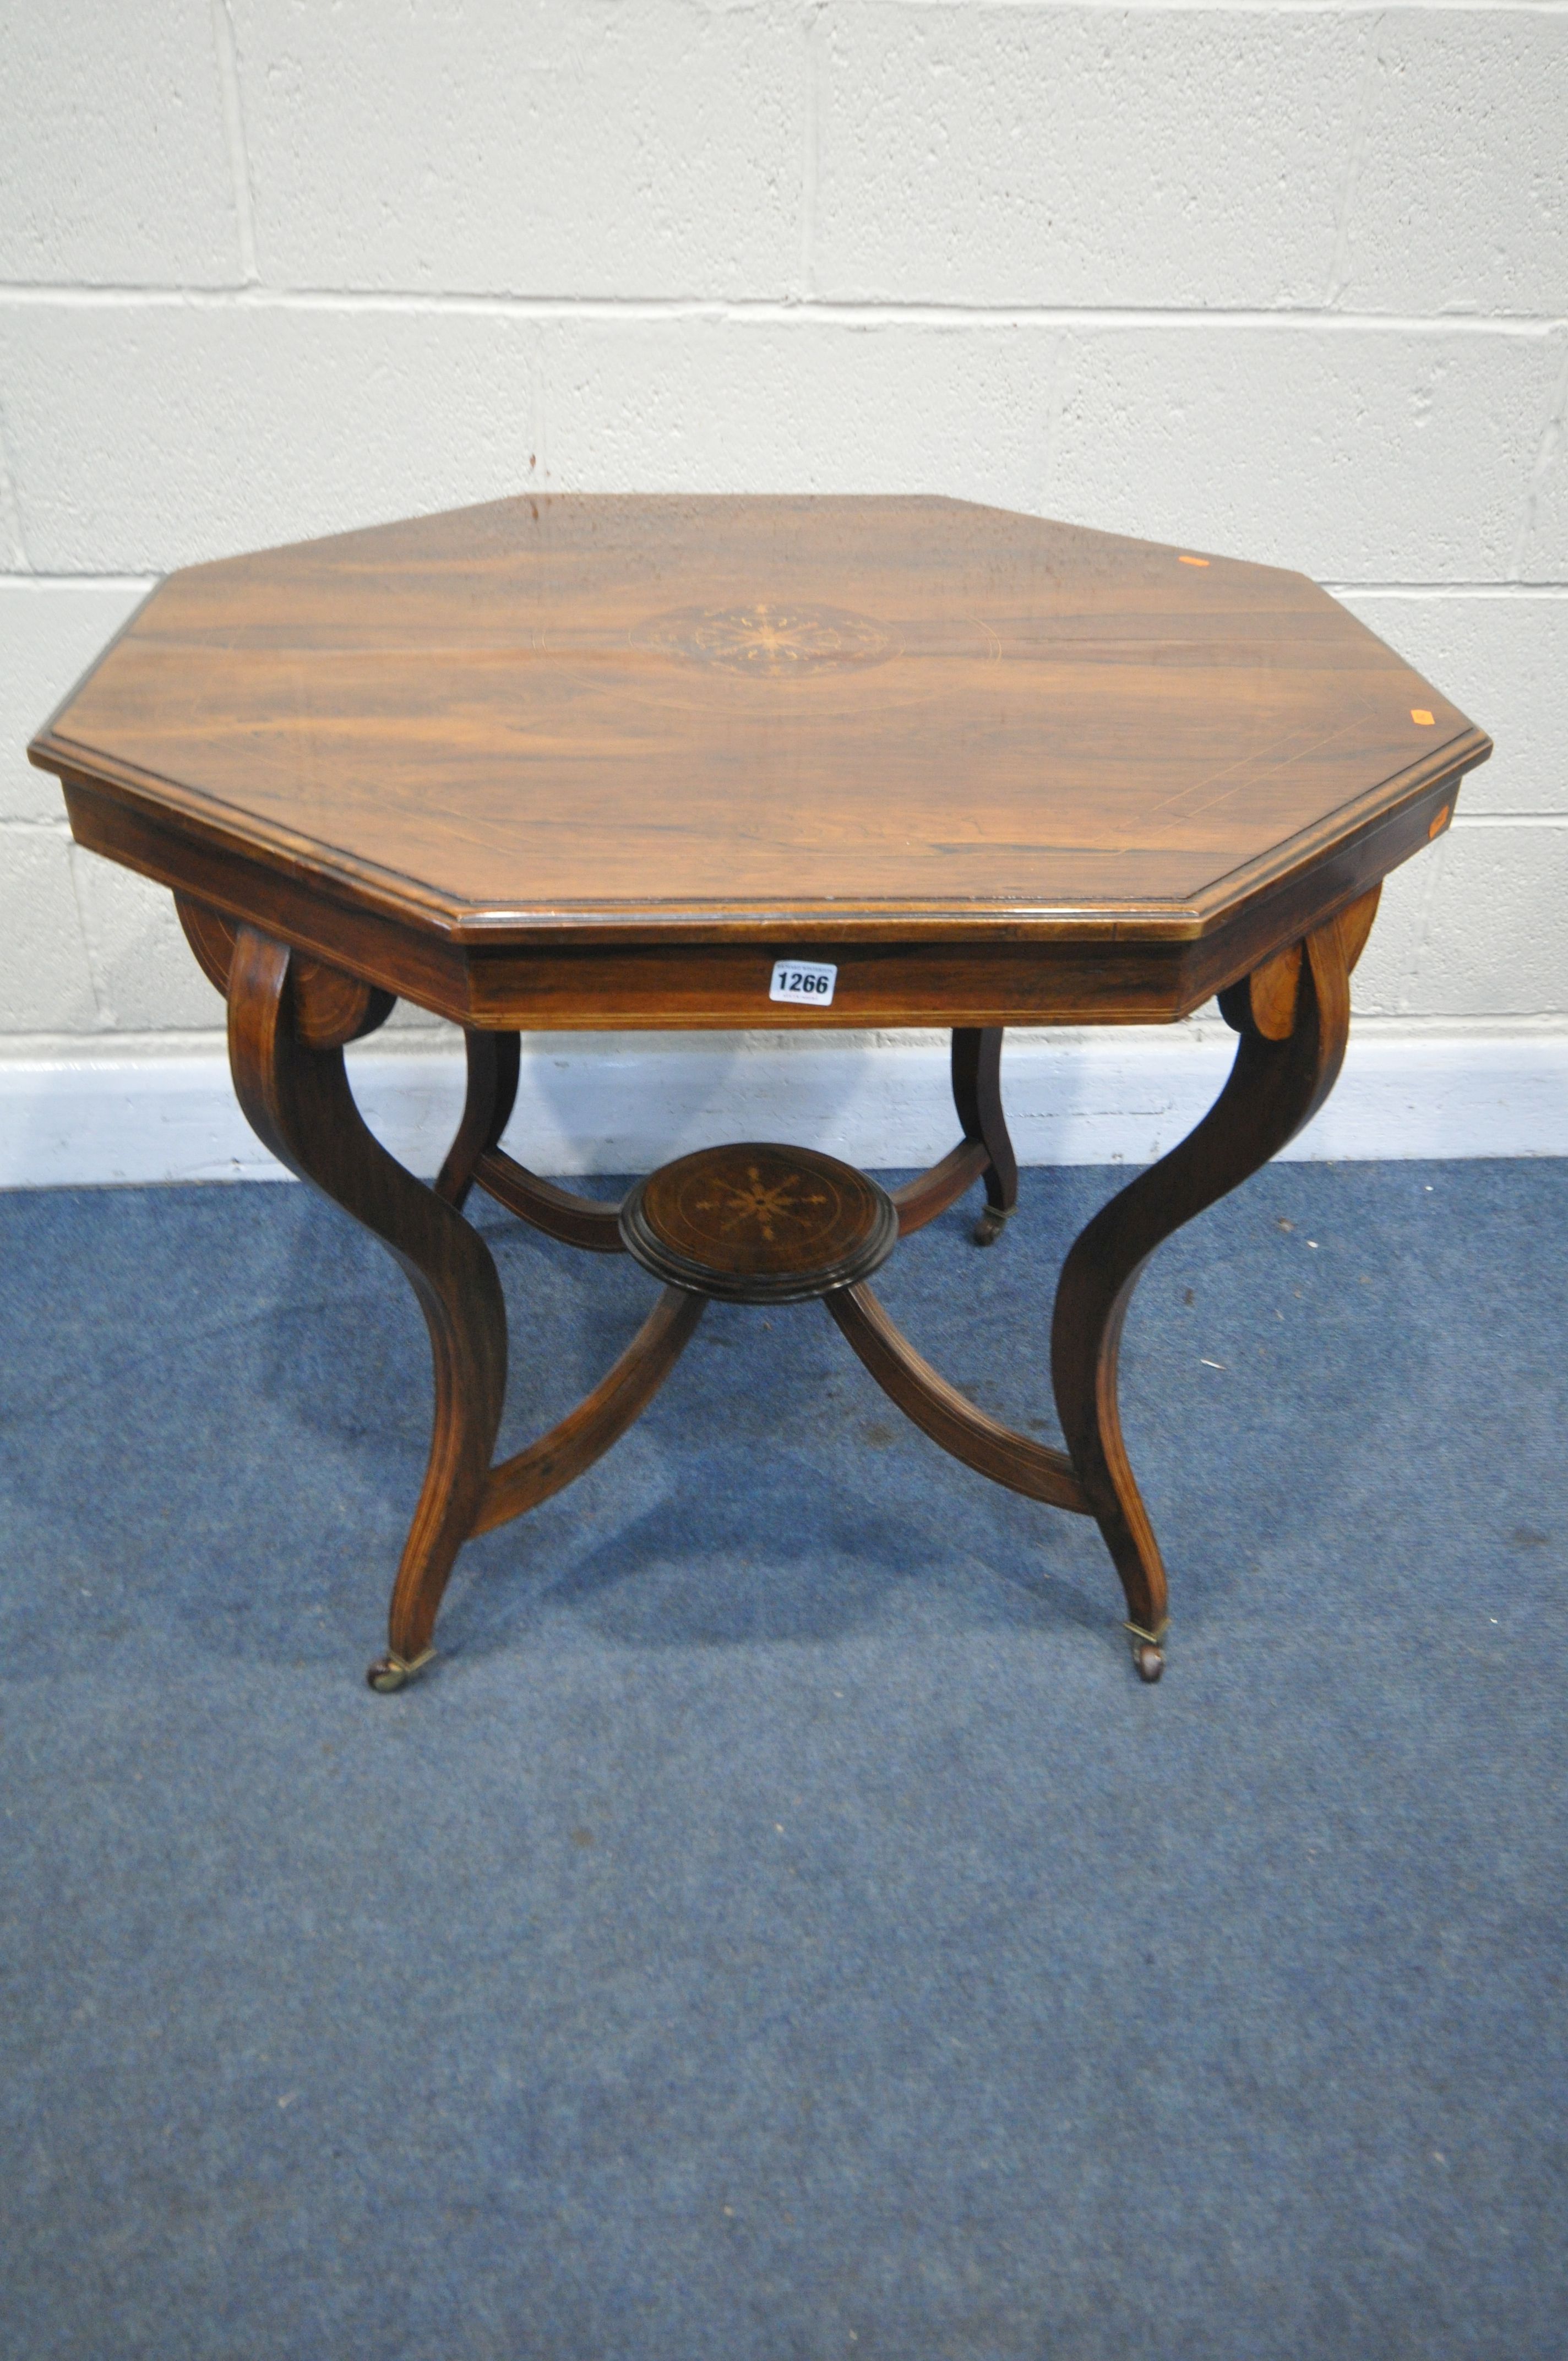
[2,1026,1564,1188]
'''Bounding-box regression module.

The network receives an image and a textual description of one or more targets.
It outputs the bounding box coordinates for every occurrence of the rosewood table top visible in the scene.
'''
[29,496,1491,1693]
[32,494,1487,1032]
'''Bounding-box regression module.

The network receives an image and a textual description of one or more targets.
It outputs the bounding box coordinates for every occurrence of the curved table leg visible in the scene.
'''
[227,927,508,1690]
[473,1148,627,1253]
[1050,912,1354,1682]
[889,1139,990,1237]
[475,1286,705,1533]
[952,1027,1019,1245]
[827,1280,1087,1513]
[437,1026,630,1249]
[436,1030,521,1209]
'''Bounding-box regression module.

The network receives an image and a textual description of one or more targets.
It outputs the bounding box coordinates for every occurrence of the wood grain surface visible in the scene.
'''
[32,497,1489,977]
[226,924,508,1669]
[827,1281,1088,1515]
[619,1141,900,1303]
[40,498,1465,1687]
[1052,909,1355,1655]
[473,1286,706,1539]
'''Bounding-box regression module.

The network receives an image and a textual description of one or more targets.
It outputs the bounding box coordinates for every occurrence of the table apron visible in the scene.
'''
[62,764,1455,1031]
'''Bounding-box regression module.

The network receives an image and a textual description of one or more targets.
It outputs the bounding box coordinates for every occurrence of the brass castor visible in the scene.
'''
[972,1204,1012,1248]
[366,1646,437,1695]
[1132,1641,1164,1684]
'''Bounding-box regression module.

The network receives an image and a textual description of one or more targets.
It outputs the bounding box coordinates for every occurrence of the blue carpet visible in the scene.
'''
[1,1158,1565,2359]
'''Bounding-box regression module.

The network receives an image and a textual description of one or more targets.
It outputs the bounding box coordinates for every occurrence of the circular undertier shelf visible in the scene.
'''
[618,1142,899,1305]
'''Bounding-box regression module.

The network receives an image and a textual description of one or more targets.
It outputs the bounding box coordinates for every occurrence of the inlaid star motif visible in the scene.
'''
[695,1164,829,1244]
[636,601,898,677]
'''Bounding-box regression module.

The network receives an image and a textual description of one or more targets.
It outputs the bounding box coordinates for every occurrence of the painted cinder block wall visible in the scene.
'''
[1,1,1564,1177]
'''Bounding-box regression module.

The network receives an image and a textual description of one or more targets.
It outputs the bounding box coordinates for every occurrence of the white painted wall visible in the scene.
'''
[2,1,1564,1179]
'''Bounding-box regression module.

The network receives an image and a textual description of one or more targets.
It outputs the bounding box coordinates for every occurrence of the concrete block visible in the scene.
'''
[1405,823,1568,1017]
[1047,327,1558,583]
[1,582,153,822]
[67,850,231,1031]
[67,850,467,1035]
[385,1000,456,1036]
[1338,593,1568,817]
[0,0,239,285]
[816,4,1362,307]
[536,315,1053,505]
[232,0,802,297]
[0,825,101,1032]
[0,305,538,572]
[1514,331,1568,583]
[1343,14,1568,317]
[1349,852,1435,1019]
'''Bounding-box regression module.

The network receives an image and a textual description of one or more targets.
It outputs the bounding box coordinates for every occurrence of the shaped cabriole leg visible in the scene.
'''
[225,926,508,1690]
[951,1027,1019,1245]
[1050,896,1374,1679]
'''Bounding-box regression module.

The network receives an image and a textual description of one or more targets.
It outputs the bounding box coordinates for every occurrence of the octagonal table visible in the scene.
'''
[30,495,1490,1689]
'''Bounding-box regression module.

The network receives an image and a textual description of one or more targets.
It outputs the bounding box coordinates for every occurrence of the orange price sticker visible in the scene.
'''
[1411,708,1435,726]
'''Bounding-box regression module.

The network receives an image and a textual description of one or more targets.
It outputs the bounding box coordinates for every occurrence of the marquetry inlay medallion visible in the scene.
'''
[618,1142,900,1303]
[636,602,899,677]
